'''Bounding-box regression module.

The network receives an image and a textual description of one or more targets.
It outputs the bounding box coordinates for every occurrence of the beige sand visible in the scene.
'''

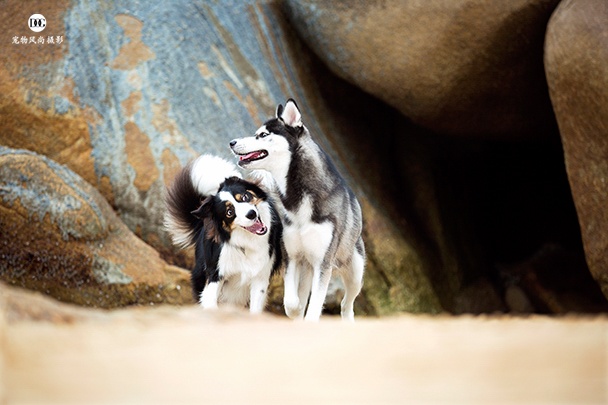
[1,286,606,404]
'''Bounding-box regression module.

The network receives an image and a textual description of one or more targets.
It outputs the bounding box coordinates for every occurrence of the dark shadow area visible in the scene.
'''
[292,28,608,314]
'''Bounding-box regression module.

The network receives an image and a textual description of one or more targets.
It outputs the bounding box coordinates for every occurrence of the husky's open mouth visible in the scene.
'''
[243,217,267,235]
[237,150,268,164]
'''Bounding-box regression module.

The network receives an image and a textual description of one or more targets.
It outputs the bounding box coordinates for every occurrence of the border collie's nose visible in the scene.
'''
[246,210,257,220]
[229,140,237,147]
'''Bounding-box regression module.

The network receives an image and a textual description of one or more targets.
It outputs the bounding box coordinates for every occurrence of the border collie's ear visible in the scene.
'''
[221,176,241,188]
[279,99,302,128]
[191,196,213,219]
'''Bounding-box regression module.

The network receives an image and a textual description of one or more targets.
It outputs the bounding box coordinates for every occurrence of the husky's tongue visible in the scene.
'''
[239,151,262,161]
[244,217,267,235]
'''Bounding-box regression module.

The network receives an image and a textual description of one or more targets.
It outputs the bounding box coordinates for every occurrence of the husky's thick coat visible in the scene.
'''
[230,99,365,321]
[164,155,283,313]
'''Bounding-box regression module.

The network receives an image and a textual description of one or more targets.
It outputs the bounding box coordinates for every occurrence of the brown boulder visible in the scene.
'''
[0,147,193,308]
[284,0,560,138]
[545,0,608,299]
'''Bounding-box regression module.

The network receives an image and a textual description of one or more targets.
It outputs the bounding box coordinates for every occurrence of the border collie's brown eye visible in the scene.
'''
[242,193,251,202]
[226,208,234,218]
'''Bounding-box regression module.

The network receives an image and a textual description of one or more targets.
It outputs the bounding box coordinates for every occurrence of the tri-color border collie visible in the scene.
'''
[230,99,365,321]
[164,155,283,313]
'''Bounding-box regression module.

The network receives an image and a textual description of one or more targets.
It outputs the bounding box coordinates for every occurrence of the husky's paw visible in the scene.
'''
[284,297,304,319]
[340,309,355,322]
[285,306,305,319]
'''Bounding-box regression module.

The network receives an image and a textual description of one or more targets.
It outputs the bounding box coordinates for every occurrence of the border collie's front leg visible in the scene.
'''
[199,281,221,309]
[249,277,270,314]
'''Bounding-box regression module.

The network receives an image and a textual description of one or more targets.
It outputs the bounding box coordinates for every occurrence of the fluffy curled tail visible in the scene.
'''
[164,154,241,249]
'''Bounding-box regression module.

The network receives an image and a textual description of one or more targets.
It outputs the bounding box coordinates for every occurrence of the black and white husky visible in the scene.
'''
[230,99,365,321]
[164,154,283,313]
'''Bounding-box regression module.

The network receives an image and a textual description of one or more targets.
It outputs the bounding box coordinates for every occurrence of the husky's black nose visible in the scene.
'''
[229,140,237,147]
[246,210,257,220]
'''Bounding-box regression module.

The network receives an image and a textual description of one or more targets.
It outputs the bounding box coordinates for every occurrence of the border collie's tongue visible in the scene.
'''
[245,217,267,235]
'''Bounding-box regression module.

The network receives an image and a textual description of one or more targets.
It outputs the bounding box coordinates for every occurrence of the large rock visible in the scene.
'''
[0,147,192,308]
[284,0,560,138]
[4,0,596,315]
[545,0,608,299]
[0,0,444,314]
[284,0,607,313]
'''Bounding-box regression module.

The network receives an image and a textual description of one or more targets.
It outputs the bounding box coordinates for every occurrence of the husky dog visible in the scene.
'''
[164,154,283,313]
[230,99,365,321]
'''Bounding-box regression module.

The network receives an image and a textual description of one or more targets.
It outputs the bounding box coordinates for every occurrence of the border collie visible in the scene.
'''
[230,99,365,321]
[164,154,283,313]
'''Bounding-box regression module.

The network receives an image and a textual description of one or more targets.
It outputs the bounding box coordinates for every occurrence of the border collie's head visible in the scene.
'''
[192,177,268,241]
[229,99,304,171]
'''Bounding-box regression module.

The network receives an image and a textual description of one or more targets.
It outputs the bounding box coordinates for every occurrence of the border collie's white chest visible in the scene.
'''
[218,231,271,280]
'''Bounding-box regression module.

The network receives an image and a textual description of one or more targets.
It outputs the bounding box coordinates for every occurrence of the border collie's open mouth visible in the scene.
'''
[237,150,268,164]
[243,217,267,235]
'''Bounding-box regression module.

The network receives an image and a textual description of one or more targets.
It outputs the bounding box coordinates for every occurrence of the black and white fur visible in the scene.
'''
[230,99,365,321]
[164,154,283,313]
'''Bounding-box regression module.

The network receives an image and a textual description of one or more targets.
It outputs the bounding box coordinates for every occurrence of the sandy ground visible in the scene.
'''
[1,286,607,404]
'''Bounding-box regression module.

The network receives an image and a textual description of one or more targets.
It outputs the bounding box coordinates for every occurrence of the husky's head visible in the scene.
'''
[230,99,304,172]
[192,177,269,239]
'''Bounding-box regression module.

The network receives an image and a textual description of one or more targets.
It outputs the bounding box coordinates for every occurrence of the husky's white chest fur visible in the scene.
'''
[283,195,334,266]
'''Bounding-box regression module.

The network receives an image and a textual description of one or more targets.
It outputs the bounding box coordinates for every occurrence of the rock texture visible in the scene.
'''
[284,0,560,138]
[0,0,444,314]
[0,147,192,308]
[0,0,606,315]
[545,0,608,299]
[281,0,608,311]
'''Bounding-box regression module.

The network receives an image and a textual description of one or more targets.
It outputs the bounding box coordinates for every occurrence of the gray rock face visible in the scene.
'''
[0,0,443,314]
[2,0,605,315]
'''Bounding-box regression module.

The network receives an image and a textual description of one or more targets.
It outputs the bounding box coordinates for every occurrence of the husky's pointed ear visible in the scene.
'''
[279,99,302,128]
[275,103,284,119]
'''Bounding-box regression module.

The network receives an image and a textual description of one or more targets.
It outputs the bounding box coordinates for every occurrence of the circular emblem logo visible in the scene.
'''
[28,14,46,32]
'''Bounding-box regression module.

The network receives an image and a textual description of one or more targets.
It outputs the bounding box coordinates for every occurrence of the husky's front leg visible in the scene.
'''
[283,260,304,319]
[297,267,313,312]
[199,280,221,309]
[304,264,332,321]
